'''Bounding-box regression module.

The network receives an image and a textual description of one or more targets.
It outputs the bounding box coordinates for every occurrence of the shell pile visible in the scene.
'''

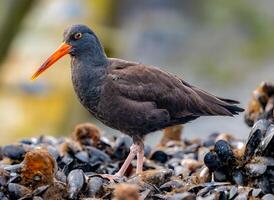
[0,82,273,200]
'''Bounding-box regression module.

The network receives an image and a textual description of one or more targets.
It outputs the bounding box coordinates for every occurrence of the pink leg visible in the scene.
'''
[136,146,144,174]
[115,143,140,177]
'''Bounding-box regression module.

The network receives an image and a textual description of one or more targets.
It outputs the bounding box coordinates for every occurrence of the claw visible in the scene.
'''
[98,174,125,182]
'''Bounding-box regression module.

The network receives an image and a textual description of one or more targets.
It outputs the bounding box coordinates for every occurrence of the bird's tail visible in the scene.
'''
[216,97,245,115]
[194,87,245,116]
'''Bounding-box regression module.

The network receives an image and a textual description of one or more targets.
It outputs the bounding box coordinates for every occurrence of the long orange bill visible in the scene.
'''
[31,42,72,80]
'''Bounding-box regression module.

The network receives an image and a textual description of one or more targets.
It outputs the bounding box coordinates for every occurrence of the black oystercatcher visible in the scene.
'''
[32,24,244,178]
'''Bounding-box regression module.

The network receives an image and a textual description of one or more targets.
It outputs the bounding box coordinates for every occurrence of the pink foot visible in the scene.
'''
[98,174,124,182]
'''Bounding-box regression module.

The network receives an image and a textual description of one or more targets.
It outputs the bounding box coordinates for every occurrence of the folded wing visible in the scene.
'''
[107,58,244,122]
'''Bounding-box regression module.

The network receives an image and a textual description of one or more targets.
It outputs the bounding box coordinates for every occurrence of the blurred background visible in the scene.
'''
[0,0,274,145]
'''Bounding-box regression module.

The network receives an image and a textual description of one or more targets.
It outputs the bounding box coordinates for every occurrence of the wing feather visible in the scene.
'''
[107,58,244,120]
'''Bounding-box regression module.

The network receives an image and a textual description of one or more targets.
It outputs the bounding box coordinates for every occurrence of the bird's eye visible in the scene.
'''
[74,32,82,40]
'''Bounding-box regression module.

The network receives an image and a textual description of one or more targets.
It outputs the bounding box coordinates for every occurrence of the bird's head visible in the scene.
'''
[31,24,105,80]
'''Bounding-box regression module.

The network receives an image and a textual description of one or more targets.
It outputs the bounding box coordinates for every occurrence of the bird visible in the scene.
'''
[31,24,244,179]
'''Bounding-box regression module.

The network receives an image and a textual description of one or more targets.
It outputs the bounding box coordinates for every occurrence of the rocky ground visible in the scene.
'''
[0,82,273,200]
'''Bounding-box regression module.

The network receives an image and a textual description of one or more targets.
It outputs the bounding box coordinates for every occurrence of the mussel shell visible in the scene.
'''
[8,183,31,199]
[67,169,86,199]
[2,145,26,161]
[47,146,60,161]
[214,140,236,166]
[202,139,215,147]
[252,188,262,197]
[234,191,249,200]
[202,193,218,200]
[4,164,23,173]
[96,136,112,151]
[61,159,75,176]
[256,131,274,157]
[113,136,132,159]
[167,192,196,200]
[36,135,58,145]
[232,170,244,185]
[7,174,22,184]
[251,156,274,166]
[75,151,90,163]
[229,186,238,199]
[149,193,166,200]
[19,138,37,145]
[32,184,50,196]
[196,184,215,197]
[32,197,44,200]
[0,168,9,186]
[86,146,111,163]
[86,176,105,197]
[150,150,168,163]
[55,170,67,183]
[159,179,184,192]
[0,191,8,200]
[265,124,274,137]
[60,154,74,166]
[213,170,227,182]
[245,163,267,177]
[257,175,272,194]
[204,152,222,171]
[262,194,274,200]
[244,129,263,162]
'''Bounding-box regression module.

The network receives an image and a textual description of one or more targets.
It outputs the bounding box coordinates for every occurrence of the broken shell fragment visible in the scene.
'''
[21,148,57,189]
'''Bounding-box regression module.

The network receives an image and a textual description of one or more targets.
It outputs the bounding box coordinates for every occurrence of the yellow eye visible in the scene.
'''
[74,32,82,40]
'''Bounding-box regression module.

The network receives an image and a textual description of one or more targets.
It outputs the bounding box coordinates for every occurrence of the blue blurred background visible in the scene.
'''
[0,0,274,145]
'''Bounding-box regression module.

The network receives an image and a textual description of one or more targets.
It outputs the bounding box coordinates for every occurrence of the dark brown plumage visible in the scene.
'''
[32,24,244,179]
[93,58,243,139]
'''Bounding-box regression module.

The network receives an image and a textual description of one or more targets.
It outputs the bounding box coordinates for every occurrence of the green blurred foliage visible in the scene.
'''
[0,0,35,65]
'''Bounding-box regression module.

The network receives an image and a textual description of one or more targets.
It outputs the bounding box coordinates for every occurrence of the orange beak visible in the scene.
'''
[31,42,72,80]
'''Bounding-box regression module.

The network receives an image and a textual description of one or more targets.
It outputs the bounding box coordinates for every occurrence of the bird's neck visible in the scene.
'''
[71,55,108,113]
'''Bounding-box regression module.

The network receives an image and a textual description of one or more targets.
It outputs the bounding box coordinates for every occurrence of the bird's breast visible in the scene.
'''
[71,61,107,114]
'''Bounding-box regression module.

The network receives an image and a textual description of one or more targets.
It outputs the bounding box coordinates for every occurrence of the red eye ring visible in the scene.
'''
[74,32,82,40]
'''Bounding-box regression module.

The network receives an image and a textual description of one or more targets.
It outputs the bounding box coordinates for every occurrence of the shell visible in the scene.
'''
[86,175,106,197]
[245,163,267,177]
[67,169,86,199]
[214,140,236,166]
[2,144,26,161]
[256,127,274,157]
[8,183,31,199]
[244,119,270,161]
[204,152,222,171]
[21,148,56,189]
